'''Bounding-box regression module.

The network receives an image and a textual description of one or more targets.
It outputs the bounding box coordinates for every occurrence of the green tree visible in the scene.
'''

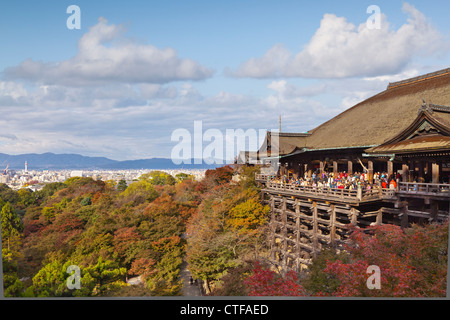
[18,188,35,207]
[139,171,176,186]
[117,179,128,192]
[1,202,23,251]
[121,180,158,204]
[0,184,20,204]
[227,198,269,235]
[31,259,68,297]
[175,172,195,183]
[79,256,127,296]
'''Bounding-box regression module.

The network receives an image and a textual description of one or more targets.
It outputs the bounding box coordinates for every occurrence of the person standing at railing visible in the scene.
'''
[389,179,397,190]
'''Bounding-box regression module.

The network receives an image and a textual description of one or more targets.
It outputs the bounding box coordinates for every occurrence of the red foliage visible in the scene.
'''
[113,226,143,257]
[320,222,448,297]
[144,194,179,218]
[205,165,234,184]
[151,235,182,252]
[178,205,196,222]
[194,181,208,193]
[129,257,156,279]
[23,219,45,236]
[244,263,307,296]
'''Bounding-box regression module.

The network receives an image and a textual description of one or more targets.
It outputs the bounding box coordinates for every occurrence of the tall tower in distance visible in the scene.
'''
[25,161,28,172]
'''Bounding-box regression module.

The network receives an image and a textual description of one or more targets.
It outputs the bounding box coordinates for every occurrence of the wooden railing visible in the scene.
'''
[255,174,272,181]
[257,174,450,201]
[398,182,450,196]
[264,180,377,202]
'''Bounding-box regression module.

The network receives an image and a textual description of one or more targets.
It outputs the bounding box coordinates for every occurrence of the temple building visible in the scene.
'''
[246,68,450,272]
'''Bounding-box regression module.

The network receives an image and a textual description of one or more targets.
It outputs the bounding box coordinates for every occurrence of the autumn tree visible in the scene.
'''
[139,171,176,186]
[117,179,128,192]
[244,262,306,296]
[1,202,23,253]
[175,172,195,183]
[186,166,270,294]
[310,222,449,297]
[2,200,25,297]
[204,165,234,185]
[120,179,158,204]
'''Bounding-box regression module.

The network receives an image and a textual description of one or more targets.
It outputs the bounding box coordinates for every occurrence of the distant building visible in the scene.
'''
[70,170,83,178]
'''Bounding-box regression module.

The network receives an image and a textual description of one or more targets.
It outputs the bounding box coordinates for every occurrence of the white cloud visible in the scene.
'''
[230,3,445,79]
[0,81,28,99]
[4,17,214,86]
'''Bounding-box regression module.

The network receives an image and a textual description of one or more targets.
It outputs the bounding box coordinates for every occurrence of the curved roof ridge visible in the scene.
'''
[308,70,450,135]
[387,68,450,90]
[303,70,450,149]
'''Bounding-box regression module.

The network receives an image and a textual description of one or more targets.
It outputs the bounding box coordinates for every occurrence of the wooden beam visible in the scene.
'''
[347,160,353,175]
[281,198,288,269]
[350,207,358,225]
[376,209,383,225]
[368,160,374,184]
[295,199,301,266]
[270,197,276,261]
[330,204,336,246]
[312,201,318,258]
[400,202,408,228]
[430,200,438,222]
[432,162,439,183]
[387,160,393,178]
[402,164,409,182]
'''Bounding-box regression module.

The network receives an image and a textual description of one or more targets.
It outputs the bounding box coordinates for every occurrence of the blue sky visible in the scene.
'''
[1,1,449,161]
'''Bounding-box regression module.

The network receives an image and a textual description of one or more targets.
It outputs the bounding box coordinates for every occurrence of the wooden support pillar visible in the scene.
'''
[319,161,324,174]
[387,160,393,178]
[402,164,409,182]
[295,199,301,271]
[376,209,383,225]
[330,204,336,247]
[281,198,288,269]
[368,160,374,183]
[350,207,358,225]
[430,200,438,222]
[400,202,408,228]
[333,161,338,177]
[270,197,276,261]
[347,160,353,175]
[409,160,415,182]
[432,162,439,183]
[418,161,425,182]
[312,201,318,259]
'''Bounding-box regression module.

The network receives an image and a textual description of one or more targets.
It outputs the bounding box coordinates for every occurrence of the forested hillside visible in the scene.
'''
[1,165,268,297]
[2,165,448,297]
[2,170,198,296]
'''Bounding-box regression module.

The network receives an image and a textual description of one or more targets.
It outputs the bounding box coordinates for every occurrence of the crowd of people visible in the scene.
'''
[269,171,400,191]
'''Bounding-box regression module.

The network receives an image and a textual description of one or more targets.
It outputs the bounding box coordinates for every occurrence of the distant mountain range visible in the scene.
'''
[0,152,224,170]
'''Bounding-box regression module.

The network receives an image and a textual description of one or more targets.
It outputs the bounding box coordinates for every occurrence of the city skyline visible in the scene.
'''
[1,0,450,161]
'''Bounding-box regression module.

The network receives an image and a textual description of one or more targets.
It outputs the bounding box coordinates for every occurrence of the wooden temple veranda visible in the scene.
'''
[243,68,450,273]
